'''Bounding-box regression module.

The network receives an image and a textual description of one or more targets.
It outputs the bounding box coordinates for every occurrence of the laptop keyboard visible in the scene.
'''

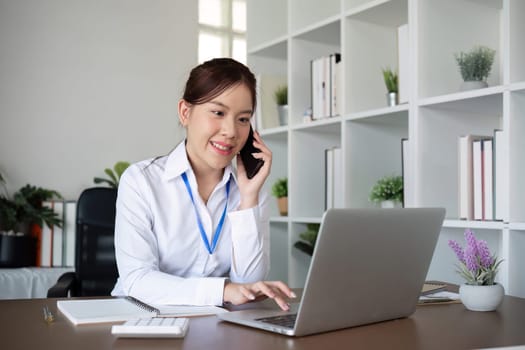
[255,314,297,329]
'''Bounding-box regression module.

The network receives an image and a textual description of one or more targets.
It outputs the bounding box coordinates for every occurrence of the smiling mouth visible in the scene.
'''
[210,141,233,152]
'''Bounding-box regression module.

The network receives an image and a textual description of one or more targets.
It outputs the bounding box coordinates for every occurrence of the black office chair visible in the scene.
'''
[47,187,118,297]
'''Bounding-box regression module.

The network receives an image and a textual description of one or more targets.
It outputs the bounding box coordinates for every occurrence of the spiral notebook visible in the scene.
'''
[57,297,227,325]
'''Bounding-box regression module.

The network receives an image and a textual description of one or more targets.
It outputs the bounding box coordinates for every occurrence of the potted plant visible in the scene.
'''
[293,223,320,256]
[273,85,288,126]
[271,177,288,216]
[93,161,130,188]
[382,67,398,107]
[449,229,504,311]
[369,175,403,208]
[454,45,496,91]
[0,178,63,267]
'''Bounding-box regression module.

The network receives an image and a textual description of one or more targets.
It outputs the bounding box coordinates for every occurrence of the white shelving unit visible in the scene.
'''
[247,0,525,297]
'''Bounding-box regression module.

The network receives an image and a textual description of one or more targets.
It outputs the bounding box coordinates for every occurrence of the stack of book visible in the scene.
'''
[38,200,77,267]
[458,130,507,221]
[325,147,343,209]
[311,53,341,120]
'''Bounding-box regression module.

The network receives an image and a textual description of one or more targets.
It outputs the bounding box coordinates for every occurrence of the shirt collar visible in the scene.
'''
[163,140,237,187]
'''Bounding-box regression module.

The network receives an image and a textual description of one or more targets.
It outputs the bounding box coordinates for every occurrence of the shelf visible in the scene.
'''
[443,220,506,230]
[248,38,288,59]
[248,0,524,296]
[344,0,408,27]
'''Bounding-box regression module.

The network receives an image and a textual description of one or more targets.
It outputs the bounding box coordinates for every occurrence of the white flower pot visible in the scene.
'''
[459,283,504,311]
[460,80,488,91]
[380,200,402,208]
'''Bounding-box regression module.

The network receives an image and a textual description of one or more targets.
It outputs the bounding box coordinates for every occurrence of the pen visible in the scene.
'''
[43,306,55,324]
[418,297,454,304]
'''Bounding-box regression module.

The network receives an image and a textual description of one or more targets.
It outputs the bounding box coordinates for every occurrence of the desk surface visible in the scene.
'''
[3,294,525,350]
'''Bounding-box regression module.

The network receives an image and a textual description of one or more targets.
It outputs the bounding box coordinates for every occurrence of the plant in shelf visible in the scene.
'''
[454,45,496,91]
[369,175,403,208]
[271,177,288,216]
[294,223,320,256]
[273,85,288,126]
[93,161,130,188]
[381,67,398,107]
[0,176,63,267]
[448,229,504,311]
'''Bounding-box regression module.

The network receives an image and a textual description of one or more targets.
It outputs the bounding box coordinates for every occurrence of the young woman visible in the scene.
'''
[111,58,294,311]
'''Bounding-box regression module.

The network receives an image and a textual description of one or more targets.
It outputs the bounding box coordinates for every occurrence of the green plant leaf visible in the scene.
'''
[93,177,117,188]
[114,161,130,178]
[104,168,118,185]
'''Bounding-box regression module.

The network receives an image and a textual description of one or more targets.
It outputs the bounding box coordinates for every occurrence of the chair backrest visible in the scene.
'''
[74,187,118,296]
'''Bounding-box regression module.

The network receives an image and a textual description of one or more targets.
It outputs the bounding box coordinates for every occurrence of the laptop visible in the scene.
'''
[218,207,446,336]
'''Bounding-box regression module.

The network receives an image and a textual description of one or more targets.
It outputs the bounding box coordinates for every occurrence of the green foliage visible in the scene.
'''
[93,161,130,188]
[454,46,496,81]
[294,223,320,256]
[273,85,288,106]
[382,67,398,93]
[299,223,320,247]
[369,175,403,203]
[0,184,63,233]
[271,177,288,198]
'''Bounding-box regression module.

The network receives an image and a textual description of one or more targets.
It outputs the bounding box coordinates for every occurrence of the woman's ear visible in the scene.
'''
[178,99,191,126]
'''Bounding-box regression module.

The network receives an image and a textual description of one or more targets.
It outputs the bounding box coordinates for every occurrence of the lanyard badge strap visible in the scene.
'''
[181,172,230,254]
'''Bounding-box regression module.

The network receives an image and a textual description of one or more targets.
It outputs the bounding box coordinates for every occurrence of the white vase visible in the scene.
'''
[459,283,504,311]
[460,80,488,91]
[380,200,401,208]
[386,92,398,107]
[277,105,288,126]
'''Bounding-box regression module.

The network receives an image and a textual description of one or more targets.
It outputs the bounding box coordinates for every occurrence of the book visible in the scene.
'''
[52,201,64,267]
[57,297,228,325]
[482,139,494,221]
[420,282,446,296]
[40,201,54,267]
[493,129,508,221]
[401,138,409,207]
[325,148,334,210]
[63,201,77,267]
[473,140,483,220]
[332,147,343,208]
[458,135,491,220]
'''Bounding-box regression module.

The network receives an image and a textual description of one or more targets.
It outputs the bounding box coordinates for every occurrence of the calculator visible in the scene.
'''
[111,317,189,338]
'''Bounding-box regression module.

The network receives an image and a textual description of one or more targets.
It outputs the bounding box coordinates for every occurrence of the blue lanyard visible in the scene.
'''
[181,172,230,255]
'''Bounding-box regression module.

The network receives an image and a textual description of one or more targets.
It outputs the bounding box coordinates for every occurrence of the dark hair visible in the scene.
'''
[182,58,257,113]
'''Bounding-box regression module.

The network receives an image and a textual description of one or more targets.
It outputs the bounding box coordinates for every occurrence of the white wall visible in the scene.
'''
[0,0,197,199]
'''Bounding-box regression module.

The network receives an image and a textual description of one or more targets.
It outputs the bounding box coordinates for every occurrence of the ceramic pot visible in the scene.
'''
[386,92,398,107]
[460,80,488,91]
[459,283,504,311]
[380,200,402,208]
[277,197,288,216]
[277,105,288,126]
[0,234,37,267]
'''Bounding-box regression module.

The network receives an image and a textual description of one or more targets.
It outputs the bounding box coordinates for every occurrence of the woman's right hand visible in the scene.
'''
[223,280,296,311]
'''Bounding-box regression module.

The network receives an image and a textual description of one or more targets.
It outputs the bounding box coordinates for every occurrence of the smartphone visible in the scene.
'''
[239,126,264,179]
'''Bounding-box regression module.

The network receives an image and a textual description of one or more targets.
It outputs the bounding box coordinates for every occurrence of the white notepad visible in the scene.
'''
[57,297,227,325]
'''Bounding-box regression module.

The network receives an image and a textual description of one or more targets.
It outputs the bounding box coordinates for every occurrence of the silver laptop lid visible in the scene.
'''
[293,208,445,336]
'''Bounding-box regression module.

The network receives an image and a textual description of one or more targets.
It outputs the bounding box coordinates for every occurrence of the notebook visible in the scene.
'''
[57,297,227,325]
[218,207,446,336]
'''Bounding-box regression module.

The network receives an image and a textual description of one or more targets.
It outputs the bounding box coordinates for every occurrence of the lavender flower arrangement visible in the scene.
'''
[448,229,503,286]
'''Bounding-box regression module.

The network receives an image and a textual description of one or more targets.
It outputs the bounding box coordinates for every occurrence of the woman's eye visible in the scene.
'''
[212,110,224,117]
[238,117,251,124]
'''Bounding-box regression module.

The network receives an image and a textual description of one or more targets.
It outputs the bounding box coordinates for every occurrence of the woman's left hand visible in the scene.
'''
[236,130,272,209]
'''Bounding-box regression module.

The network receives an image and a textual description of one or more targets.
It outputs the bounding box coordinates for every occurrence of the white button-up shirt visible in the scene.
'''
[111,141,270,306]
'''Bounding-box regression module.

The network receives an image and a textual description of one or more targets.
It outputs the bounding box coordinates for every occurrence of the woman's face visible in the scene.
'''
[179,83,253,175]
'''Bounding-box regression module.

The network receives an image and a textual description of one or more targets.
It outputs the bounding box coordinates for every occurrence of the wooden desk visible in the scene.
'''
[2,295,525,350]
